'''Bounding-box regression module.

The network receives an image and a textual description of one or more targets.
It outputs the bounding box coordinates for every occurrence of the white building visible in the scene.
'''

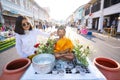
[84,0,120,33]
[0,0,49,28]
[73,5,84,23]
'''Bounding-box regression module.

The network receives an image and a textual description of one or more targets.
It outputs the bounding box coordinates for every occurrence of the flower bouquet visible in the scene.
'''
[73,40,91,66]
[34,38,56,54]
[34,38,91,67]
[27,38,56,60]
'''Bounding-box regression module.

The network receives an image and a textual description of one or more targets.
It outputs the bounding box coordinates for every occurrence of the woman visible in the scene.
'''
[14,16,53,58]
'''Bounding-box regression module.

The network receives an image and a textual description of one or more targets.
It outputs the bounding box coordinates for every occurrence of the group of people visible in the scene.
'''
[0,23,14,32]
[103,17,118,36]
[15,16,74,61]
[36,21,49,31]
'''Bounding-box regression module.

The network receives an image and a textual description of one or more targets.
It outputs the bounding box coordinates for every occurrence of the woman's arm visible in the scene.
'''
[15,34,27,57]
[35,29,56,38]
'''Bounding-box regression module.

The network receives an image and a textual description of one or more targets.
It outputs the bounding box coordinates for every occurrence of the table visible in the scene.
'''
[103,28,111,36]
[20,59,106,80]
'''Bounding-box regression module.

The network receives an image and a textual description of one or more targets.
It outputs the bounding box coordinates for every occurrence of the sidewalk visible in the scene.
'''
[90,30,120,41]
[0,47,20,75]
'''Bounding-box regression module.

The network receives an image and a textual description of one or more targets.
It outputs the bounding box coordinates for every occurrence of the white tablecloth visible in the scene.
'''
[20,59,106,80]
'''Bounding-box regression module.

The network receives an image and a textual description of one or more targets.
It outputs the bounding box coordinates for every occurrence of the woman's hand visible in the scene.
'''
[27,54,36,60]
[50,31,57,36]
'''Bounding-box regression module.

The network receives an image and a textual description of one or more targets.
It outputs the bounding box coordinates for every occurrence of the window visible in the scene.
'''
[85,8,90,16]
[91,0,100,13]
[111,0,120,5]
[16,0,20,5]
[104,0,111,8]
[104,0,120,8]
[23,0,27,9]
[11,0,15,3]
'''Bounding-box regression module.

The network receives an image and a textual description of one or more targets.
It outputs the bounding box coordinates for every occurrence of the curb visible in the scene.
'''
[92,32,120,41]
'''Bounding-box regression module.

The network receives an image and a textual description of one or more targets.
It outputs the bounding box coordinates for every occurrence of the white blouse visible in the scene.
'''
[15,29,50,58]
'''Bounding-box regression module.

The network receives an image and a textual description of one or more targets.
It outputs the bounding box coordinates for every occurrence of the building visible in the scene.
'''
[66,14,75,27]
[70,0,120,34]
[0,0,49,30]
[73,5,85,25]
[84,0,120,33]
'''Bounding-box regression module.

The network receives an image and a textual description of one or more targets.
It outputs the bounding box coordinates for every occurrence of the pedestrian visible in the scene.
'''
[14,16,54,58]
[80,26,88,35]
[36,22,44,31]
[77,22,80,33]
[54,26,74,61]
[77,20,82,34]
[111,17,118,36]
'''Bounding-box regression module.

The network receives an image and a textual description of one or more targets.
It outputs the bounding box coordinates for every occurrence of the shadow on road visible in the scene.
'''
[80,34,105,42]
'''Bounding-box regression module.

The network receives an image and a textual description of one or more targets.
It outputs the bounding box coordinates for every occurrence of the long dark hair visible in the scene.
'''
[14,16,32,35]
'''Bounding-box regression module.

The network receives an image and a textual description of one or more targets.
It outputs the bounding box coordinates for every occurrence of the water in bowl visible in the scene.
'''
[35,57,52,64]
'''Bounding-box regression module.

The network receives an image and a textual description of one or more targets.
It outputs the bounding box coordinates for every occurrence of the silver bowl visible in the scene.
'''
[32,54,55,74]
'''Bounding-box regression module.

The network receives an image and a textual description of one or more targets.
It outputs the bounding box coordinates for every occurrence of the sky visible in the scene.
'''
[34,0,90,21]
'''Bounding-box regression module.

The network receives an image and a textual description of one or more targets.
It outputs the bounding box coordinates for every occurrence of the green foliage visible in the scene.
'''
[37,38,56,54]
[73,43,90,66]
[0,37,15,52]
[35,38,91,67]
[0,23,2,27]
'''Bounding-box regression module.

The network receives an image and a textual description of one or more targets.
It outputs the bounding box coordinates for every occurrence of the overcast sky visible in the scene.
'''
[34,0,90,21]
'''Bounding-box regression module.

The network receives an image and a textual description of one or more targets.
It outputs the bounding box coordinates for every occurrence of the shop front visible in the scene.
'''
[3,15,16,31]
[103,13,120,36]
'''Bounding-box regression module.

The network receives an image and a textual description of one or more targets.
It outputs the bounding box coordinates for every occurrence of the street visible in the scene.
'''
[68,27,120,63]
[0,27,120,75]
[87,32,120,63]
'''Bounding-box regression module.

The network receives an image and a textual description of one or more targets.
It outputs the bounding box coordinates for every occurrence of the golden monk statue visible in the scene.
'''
[54,26,74,61]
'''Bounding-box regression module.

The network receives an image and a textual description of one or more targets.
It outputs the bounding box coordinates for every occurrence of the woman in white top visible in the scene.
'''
[14,16,53,58]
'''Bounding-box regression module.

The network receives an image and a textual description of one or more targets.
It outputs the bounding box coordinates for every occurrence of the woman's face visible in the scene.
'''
[22,19,30,30]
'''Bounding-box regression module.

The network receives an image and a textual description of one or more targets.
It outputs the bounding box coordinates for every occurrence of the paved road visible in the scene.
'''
[0,26,120,75]
[88,34,120,62]
[71,27,120,63]
[0,47,21,75]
